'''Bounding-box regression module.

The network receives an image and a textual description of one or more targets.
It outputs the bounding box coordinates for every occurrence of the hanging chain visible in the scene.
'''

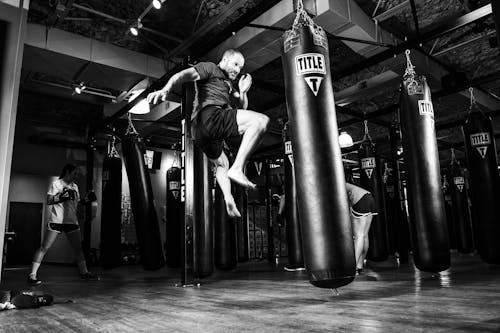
[126,112,138,135]
[292,0,315,29]
[109,135,120,158]
[469,87,476,107]
[404,49,416,77]
[363,120,373,142]
[450,148,457,164]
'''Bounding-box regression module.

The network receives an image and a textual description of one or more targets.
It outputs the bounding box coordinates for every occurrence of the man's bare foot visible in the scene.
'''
[227,168,256,190]
[226,199,241,218]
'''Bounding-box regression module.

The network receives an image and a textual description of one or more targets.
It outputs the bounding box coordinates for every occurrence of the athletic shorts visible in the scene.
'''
[48,223,80,234]
[191,105,240,159]
[351,193,378,217]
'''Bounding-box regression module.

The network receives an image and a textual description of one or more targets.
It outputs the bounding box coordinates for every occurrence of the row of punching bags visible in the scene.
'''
[100,134,164,270]
[100,133,250,272]
[280,14,500,290]
[165,157,250,273]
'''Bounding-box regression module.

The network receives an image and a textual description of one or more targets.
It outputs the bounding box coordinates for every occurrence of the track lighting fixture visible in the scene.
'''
[74,82,86,94]
[130,20,143,36]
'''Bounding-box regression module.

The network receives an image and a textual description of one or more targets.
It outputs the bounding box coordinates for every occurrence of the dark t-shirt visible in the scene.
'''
[192,62,234,119]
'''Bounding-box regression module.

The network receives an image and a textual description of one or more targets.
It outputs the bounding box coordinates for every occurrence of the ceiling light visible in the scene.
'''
[339,131,354,148]
[74,82,86,94]
[152,0,162,9]
[128,89,150,114]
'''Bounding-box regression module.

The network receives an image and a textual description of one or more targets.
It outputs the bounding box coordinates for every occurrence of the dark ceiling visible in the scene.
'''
[17,0,500,170]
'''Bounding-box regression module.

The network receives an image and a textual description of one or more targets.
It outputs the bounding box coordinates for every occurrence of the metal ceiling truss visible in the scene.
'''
[334,4,493,79]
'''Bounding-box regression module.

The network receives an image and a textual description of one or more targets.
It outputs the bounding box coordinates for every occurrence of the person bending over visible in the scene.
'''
[27,164,98,285]
[147,49,269,218]
[346,182,377,275]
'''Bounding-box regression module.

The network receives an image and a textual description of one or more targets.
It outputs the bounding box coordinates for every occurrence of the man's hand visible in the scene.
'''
[238,74,252,94]
[147,88,169,105]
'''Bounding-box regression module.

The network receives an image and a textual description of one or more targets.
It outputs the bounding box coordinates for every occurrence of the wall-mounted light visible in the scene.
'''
[130,20,143,36]
[74,82,86,94]
[128,89,150,114]
[339,131,354,148]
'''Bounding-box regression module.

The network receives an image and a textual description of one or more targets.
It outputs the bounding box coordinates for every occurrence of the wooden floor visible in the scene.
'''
[1,253,499,333]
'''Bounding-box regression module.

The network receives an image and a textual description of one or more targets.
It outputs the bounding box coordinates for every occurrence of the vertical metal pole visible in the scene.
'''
[84,129,95,265]
[265,160,274,263]
[180,56,195,286]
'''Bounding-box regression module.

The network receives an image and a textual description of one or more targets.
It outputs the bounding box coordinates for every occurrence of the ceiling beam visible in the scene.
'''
[334,4,492,79]
[166,0,248,60]
[193,0,283,59]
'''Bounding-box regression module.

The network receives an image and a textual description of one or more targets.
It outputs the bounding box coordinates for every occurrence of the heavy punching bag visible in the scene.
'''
[122,133,165,270]
[383,164,398,255]
[214,184,237,270]
[193,146,214,278]
[359,140,389,262]
[235,186,249,262]
[463,98,500,264]
[449,158,474,254]
[165,151,182,268]
[389,124,410,263]
[100,146,122,269]
[283,122,304,269]
[442,173,458,251]
[399,50,450,272]
[282,4,355,288]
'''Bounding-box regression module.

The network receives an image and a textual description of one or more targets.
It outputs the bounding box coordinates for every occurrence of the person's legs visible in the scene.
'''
[227,109,269,189]
[360,215,373,269]
[65,228,89,274]
[211,151,241,218]
[29,228,59,282]
[351,214,366,270]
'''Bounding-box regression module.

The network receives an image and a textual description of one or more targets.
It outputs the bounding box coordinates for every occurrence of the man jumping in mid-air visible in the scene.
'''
[147,49,269,218]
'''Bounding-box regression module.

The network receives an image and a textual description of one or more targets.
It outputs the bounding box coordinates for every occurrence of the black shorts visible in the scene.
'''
[351,193,377,217]
[191,105,240,159]
[48,223,80,234]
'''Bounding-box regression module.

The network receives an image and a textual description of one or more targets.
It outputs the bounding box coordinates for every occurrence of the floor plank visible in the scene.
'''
[1,253,499,332]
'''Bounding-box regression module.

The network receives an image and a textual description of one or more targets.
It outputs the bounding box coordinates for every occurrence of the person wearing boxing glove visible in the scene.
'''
[27,164,99,285]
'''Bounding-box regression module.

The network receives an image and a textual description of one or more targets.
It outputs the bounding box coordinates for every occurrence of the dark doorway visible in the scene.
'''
[6,202,43,265]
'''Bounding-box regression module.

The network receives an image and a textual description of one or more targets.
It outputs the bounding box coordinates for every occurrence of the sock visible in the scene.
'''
[30,262,41,277]
[77,261,89,274]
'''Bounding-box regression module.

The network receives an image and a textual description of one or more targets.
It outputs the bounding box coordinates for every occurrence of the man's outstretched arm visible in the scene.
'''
[147,67,201,104]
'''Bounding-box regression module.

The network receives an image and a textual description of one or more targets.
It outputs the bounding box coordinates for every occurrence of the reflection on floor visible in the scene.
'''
[1,253,499,332]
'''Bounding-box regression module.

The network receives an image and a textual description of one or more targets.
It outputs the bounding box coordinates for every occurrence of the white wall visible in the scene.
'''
[9,125,100,264]
[8,120,176,264]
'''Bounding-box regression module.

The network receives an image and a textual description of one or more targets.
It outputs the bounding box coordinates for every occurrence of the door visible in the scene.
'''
[6,202,43,265]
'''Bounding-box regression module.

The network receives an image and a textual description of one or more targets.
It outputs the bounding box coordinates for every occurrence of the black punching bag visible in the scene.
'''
[100,153,122,269]
[283,123,304,269]
[235,186,249,262]
[383,165,398,255]
[389,124,410,263]
[214,184,237,270]
[282,12,355,288]
[193,147,214,278]
[359,141,389,262]
[399,53,450,272]
[463,103,500,264]
[442,173,458,251]
[122,133,165,270]
[165,154,182,268]
[449,161,474,254]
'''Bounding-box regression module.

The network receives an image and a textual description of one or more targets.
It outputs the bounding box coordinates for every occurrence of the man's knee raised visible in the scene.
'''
[259,115,270,131]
